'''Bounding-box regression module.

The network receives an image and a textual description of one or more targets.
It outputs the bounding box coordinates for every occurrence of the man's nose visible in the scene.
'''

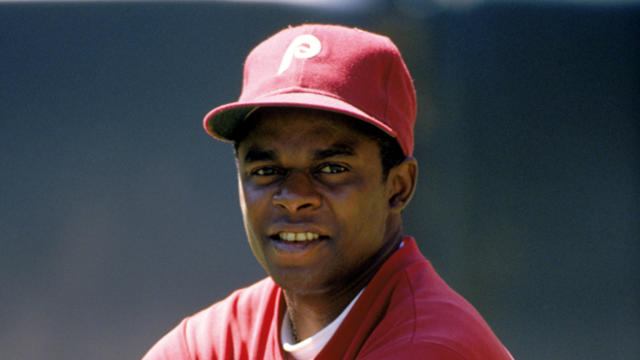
[272,170,321,213]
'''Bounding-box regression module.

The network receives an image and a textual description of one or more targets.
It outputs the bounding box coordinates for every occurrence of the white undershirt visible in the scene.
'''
[280,289,364,360]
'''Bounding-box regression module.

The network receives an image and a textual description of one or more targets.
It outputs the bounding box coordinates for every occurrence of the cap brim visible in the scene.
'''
[203,92,398,143]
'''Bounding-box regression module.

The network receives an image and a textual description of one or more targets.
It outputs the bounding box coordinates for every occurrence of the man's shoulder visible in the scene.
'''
[142,277,281,360]
[189,276,280,326]
[392,262,505,351]
[356,240,513,359]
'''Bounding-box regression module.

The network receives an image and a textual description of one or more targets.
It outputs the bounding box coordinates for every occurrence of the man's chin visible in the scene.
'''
[271,271,335,297]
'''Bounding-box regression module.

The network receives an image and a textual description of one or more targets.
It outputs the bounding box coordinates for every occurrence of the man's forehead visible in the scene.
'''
[239,138,361,164]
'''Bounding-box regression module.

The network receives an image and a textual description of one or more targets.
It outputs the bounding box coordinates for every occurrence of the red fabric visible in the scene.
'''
[142,237,513,360]
[203,24,417,156]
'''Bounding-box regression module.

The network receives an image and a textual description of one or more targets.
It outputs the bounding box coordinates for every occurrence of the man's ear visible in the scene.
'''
[386,157,418,213]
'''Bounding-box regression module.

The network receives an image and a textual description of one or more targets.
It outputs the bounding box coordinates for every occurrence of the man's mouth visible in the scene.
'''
[276,232,320,242]
[268,231,330,250]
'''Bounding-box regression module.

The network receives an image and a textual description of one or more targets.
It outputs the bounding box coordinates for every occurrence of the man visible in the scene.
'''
[143,24,513,360]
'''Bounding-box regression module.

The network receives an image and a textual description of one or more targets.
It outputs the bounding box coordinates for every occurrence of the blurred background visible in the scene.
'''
[1,0,638,359]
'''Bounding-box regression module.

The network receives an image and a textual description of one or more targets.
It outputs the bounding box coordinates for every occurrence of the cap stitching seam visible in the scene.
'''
[382,45,394,126]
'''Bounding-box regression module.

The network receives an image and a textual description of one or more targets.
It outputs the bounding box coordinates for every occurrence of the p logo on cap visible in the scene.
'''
[277,34,322,75]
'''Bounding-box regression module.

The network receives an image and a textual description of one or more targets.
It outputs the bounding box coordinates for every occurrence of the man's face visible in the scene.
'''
[235,109,395,295]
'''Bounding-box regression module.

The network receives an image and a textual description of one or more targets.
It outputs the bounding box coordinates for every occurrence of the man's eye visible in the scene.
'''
[318,164,347,174]
[253,167,279,176]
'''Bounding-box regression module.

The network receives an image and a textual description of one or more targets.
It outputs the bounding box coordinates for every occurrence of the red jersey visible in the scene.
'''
[143,237,513,360]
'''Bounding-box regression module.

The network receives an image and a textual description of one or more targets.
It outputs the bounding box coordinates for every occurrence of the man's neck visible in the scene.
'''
[283,287,360,341]
[282,232,403,340]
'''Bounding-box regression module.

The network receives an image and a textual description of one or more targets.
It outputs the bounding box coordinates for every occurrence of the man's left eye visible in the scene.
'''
[318,164,347,174]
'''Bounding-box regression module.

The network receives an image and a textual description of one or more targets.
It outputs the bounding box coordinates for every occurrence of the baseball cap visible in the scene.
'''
[203,24,417,156]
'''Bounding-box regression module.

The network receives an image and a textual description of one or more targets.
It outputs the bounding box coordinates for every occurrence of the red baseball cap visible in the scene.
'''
[203,24,417,156]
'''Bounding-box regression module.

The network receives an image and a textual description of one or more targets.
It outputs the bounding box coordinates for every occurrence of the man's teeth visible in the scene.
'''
[278,232,320,242]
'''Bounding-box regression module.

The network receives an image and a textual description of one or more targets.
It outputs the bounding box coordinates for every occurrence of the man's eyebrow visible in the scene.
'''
[242,142,357,163]
[313,143,357,160]
[243,147,276,163]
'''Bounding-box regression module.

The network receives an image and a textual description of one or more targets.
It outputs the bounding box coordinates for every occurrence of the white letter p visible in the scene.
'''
[277,34,322,75]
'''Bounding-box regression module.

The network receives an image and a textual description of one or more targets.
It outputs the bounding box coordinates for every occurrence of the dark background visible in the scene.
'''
[1,1,638,359]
